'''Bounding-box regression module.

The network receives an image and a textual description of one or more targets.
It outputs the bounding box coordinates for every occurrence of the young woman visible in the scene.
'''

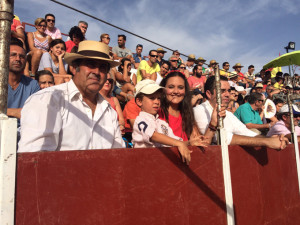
[178,63,190,79]
[227,88,240,113]
[27,18,52,75]
[159,71,202,141]
[38,39,71,84]
[115,58,136,101]
[100,73,125,134]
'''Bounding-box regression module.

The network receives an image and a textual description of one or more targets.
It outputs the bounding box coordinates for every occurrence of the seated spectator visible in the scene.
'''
[132,44,144,69]
[27,18,52,75]
[254,82,264,94]
[232,63,247,87]
[8,38,40,124]
[35,70,55,89]
[78,21,88,39]
[187,65,206,91]
[65,26,84,53]
[205,60,218,76]
[267,104,300,142]
[219,62,230,78]
[123,98,141,131]
[173,50,184,65]
[38,39,70,84]
[169,55,178,70]
[156,48,167,66]
[11,15,25,46]
[136,50,160,82]
[100,73,125,134]
[274,72,285,90]
[227,88,239,113]
[100,33,113,58]
[115,58,136,101]
[159,71,203,142]
[44,13,62,39]
[185,54,195,76]
[133,79,206,165]
[194,75,288,149]
[274,98,285,112]
[195,57,206,73]
[244,65,255,87]
[234,93,274,133]
[156,61,170,84]
[112,34,133,62]
[178,63,189,79]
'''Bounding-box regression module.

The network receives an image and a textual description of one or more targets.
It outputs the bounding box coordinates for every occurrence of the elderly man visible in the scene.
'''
[267,104,300,142]
[78,21,88,38]
[194,76,288,149]
[18,41,125,152]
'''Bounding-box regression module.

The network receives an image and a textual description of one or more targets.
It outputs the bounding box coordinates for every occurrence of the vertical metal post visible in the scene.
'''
[214,65,235,225]
[0,0,14,115]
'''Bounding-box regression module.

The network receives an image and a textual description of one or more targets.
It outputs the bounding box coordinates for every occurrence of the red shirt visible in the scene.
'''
[158,109,188,141]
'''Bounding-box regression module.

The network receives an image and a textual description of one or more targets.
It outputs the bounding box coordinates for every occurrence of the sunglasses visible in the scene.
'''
[47,19,55,23]
[170,60,178,62]
[107,78,114,84]
[258,99,264,102]
[38,24,47,28]
[150,55,158,58]
[180,67,186,69]
[104,36,110,40]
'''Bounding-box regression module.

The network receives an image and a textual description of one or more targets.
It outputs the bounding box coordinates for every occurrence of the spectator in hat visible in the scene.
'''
[19,40,125,152]
[220,62,230,78]
[267,104,300,142]
[205,60,218,76]
[228,71,239,88]
[156,47,167,66]
[254,83,264,94]
[169,55,179,70]
[132,44,144,69]
[186,54,196,76]
[232,63,247,88]
[195,57,206,73]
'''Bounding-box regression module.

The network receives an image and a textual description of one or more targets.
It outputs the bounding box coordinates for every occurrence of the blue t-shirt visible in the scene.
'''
[8,75,40,109]
[132,53,144,63]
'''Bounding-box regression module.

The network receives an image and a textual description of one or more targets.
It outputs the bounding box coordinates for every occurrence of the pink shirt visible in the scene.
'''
[267,120,300,137]
[45,27,62,39]
[132,111,181,148]
[187,76,206,89]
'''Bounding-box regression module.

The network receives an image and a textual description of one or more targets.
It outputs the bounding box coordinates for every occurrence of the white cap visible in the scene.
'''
[279,104,300,114]
[134,79,164,97]
[235,86,245,92]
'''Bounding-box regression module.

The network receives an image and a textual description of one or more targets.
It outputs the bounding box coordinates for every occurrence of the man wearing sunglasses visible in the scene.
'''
[267,104,300,142]
[169,55,179,70]
[234,93,275,134]
[136,50,160,83]
[44,13,62,39]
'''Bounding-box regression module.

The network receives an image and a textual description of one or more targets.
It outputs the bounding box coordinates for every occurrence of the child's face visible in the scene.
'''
[137,92,161,115]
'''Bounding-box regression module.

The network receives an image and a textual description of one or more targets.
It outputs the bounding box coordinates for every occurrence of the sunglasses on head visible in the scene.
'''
[47,19,55,23]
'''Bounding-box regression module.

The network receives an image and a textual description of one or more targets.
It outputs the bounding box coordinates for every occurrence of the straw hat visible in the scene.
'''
[157,47,167,53]
[64,40,120,67]
[208,59,218,67]
[228,71,238,79]
[232,63,244,69]
[195,57,206,63]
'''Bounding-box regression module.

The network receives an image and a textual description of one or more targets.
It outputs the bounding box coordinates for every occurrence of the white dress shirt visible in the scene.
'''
[194,100,257,144]
[18,80,125,152]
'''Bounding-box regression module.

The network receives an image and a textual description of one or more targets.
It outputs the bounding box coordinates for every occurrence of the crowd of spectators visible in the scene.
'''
[9,13,300,165]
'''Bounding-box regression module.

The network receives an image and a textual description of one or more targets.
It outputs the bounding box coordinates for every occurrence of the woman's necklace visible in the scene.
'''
[35,32,45,38]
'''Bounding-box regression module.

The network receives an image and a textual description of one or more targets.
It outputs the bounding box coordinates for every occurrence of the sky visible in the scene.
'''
[14,0,300,74]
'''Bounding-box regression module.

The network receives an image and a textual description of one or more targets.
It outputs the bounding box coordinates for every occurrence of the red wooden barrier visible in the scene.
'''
[15,145,300,225]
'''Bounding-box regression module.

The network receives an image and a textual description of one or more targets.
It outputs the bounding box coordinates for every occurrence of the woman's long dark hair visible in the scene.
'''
[118,58,131,73]
[49,39,66,51]
[160,71,195,138]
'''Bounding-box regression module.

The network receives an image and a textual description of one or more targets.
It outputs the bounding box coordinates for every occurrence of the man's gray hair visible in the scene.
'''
[78,21,88,27]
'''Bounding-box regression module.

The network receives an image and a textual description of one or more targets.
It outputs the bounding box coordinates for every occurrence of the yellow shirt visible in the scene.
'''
[220,69,230,78]
[137,60,160,82]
